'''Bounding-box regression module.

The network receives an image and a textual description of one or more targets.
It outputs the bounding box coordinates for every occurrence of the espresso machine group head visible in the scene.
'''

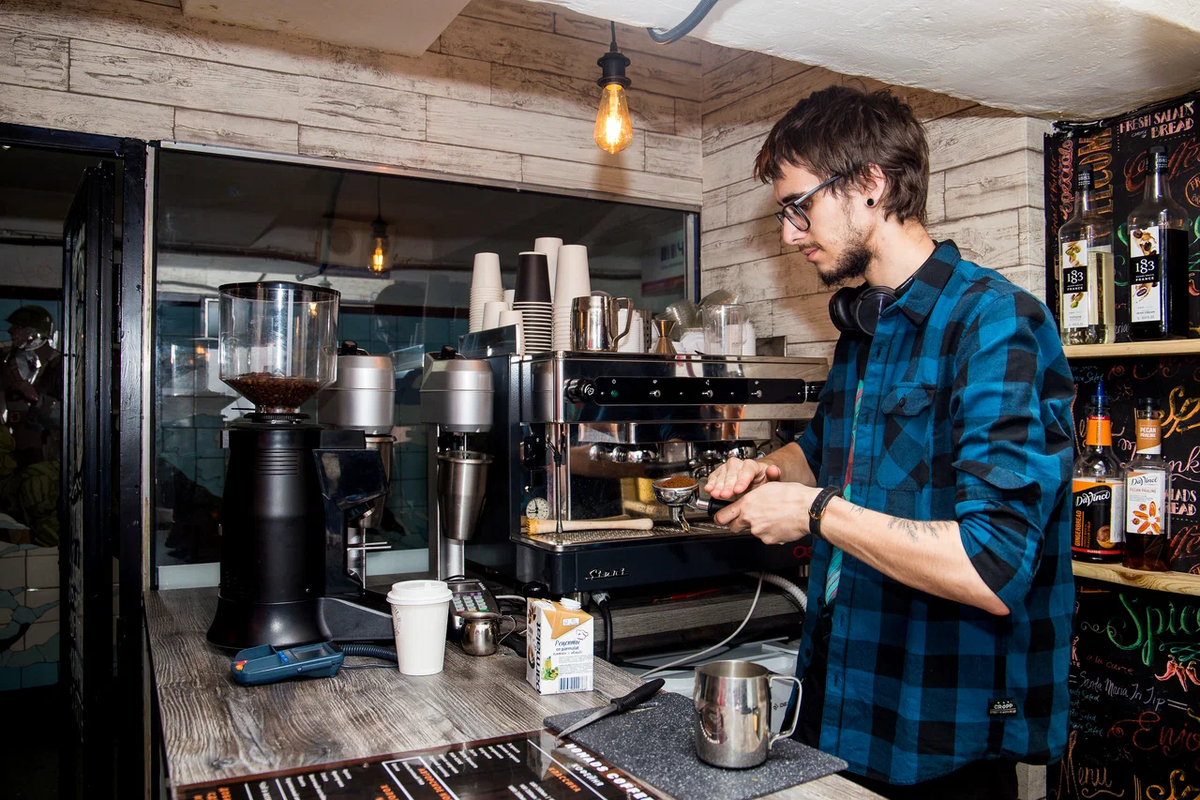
[206,282,386,651]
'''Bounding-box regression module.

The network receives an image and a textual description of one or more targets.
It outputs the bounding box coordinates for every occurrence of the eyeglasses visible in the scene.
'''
[773,175,842,232]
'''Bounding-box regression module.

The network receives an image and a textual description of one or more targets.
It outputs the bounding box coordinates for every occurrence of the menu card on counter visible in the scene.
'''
[177,730,667,800]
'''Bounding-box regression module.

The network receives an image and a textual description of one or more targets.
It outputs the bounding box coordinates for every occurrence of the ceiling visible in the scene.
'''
[542,0,1200,119]
[179,0,470,56]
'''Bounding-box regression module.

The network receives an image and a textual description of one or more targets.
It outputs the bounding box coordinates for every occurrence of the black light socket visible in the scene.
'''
[597,22,631,88]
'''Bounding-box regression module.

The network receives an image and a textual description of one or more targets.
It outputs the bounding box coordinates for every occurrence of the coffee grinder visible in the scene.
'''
[419,346,494,581]
[206,282,385,650]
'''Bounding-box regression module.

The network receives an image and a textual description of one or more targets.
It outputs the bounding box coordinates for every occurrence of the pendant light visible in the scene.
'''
[594,22,633,155]
[370,175,388,274]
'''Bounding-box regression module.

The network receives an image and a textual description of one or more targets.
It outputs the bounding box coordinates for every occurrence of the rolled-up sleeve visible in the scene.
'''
[951,290,1075,612]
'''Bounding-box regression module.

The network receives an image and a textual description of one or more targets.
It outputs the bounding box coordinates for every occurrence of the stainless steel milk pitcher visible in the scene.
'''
[571,293,633,352]
[693,660,802,769]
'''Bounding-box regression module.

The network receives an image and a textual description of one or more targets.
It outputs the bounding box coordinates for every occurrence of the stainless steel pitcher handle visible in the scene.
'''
[613,296,634,348]
[768,674,803,748]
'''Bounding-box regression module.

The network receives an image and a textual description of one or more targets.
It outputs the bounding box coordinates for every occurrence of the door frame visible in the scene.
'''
[0,122,151,800]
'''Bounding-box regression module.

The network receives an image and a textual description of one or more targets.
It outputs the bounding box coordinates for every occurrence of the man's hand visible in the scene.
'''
[714,482,819,545]
[703,457,782,500]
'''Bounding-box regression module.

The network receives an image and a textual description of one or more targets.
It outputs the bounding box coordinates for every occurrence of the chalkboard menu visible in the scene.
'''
[1044,89,1200,341]
[1050,583,1200,800]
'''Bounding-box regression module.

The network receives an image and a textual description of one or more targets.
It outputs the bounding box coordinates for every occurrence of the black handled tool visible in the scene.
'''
[553,679,666,744]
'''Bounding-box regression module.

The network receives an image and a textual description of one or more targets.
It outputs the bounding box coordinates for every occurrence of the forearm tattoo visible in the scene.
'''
[885,515,951,542]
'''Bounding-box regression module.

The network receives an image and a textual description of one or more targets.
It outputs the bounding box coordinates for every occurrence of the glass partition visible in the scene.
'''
[153,149,694,576]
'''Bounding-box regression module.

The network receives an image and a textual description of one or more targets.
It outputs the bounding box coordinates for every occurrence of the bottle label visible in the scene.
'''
[1130,225,1163,324]
[1126,471,1166,537]
[1062,240,1091,328]
[1071,479,1125,554]
[1086,416,1113,447]
[1136,418,1162,455]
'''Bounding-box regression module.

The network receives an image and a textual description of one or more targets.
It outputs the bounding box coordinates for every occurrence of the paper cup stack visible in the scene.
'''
[468,253,504,333]
[513,251,553,353]
[553,245,592,351]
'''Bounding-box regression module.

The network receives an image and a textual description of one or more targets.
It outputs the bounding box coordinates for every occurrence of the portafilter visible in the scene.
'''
[651,477,734,533]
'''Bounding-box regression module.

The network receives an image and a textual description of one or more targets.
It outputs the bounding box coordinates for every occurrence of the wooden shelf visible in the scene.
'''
[1063,339,1200,359]
[1072,561,1200,596]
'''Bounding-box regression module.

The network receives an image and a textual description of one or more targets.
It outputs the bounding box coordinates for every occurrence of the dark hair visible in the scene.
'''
[753,85,930,224]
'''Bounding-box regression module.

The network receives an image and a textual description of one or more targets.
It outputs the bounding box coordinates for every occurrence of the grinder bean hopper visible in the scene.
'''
[651,477,734,533]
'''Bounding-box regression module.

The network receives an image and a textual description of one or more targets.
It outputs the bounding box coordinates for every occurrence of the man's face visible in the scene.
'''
[8,325,32,348]
[773,162,875,287]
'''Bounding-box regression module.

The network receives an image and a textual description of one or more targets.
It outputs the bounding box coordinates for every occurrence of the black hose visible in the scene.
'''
[339,643,398,663]
[599,599,614,663]
[646,0,721,44]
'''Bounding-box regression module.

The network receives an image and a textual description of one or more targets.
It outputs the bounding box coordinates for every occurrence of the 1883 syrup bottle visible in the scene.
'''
[1128,146,1190,340]
[1059,166,1115,345]
[1071,382,1125,562]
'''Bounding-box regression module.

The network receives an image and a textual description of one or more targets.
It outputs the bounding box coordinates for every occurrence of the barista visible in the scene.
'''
[703,86,1074,799]
[0,306,63,546]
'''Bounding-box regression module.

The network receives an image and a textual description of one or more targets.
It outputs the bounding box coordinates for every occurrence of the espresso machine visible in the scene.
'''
[206,282,387,651]
[441,345,827,595]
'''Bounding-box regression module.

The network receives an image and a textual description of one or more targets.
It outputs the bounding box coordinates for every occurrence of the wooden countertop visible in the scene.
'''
[146,588,880,800]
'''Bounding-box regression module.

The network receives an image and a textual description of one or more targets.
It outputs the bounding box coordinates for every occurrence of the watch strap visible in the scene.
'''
[808,486,841,541]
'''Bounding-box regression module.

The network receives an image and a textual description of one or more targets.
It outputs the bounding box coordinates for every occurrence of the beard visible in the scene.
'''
[817,222,874,288]
[818,242,871,287]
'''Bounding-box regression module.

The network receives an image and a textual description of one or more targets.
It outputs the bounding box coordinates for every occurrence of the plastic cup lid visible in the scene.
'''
[387,579,452,605]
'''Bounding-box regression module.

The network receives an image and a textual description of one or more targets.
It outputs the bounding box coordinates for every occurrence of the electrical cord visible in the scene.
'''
[647,0,721,44]
[615,643,739,672]
[639,573,765,680]
[339,643,398,662]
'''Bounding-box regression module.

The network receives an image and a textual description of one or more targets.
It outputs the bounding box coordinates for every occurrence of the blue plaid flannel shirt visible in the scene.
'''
[795,240,1075,784]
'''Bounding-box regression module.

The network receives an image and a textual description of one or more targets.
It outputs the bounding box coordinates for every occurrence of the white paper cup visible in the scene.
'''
[534,237,563,301]
[555,245,591,303]
[482,300,507,330]
[387,580,452,675]
[503,289,515,309]
[472,252,502,290]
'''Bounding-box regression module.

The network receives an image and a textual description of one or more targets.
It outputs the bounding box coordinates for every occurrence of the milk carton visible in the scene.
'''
[526,597,594,695]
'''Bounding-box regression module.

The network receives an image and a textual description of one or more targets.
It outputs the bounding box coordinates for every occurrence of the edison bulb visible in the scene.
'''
[594,83,633,155]
[371,237,386,273]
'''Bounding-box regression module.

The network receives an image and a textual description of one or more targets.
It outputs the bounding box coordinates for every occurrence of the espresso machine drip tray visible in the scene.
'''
[520,521,733,552]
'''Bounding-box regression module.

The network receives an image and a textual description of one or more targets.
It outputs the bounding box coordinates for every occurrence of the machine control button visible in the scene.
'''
[649,390,661,398]
[564,379,597,402]
[701,390,713,398]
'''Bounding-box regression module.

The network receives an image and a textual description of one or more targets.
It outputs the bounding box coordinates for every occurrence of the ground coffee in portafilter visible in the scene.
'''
[655,476,697,489]
[226,372,322,410]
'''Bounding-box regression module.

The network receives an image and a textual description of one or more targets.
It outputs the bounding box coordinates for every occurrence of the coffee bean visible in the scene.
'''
[226,372,321,410]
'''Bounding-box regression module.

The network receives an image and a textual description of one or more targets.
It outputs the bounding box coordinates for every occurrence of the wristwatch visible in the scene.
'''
[808,486,841,541]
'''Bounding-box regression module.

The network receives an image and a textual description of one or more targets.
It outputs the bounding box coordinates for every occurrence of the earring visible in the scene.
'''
[866,198,876,207]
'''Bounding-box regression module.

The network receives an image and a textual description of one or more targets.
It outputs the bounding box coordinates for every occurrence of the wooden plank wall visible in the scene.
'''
[0,0,703,208]
[1,0,1053,366]
[697,47,1052,364]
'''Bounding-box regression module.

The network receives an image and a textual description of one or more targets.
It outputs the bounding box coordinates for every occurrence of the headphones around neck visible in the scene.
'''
[828,274,918,338]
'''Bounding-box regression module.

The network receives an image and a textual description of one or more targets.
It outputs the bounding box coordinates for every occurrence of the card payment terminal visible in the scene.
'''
[231,642,345,685]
